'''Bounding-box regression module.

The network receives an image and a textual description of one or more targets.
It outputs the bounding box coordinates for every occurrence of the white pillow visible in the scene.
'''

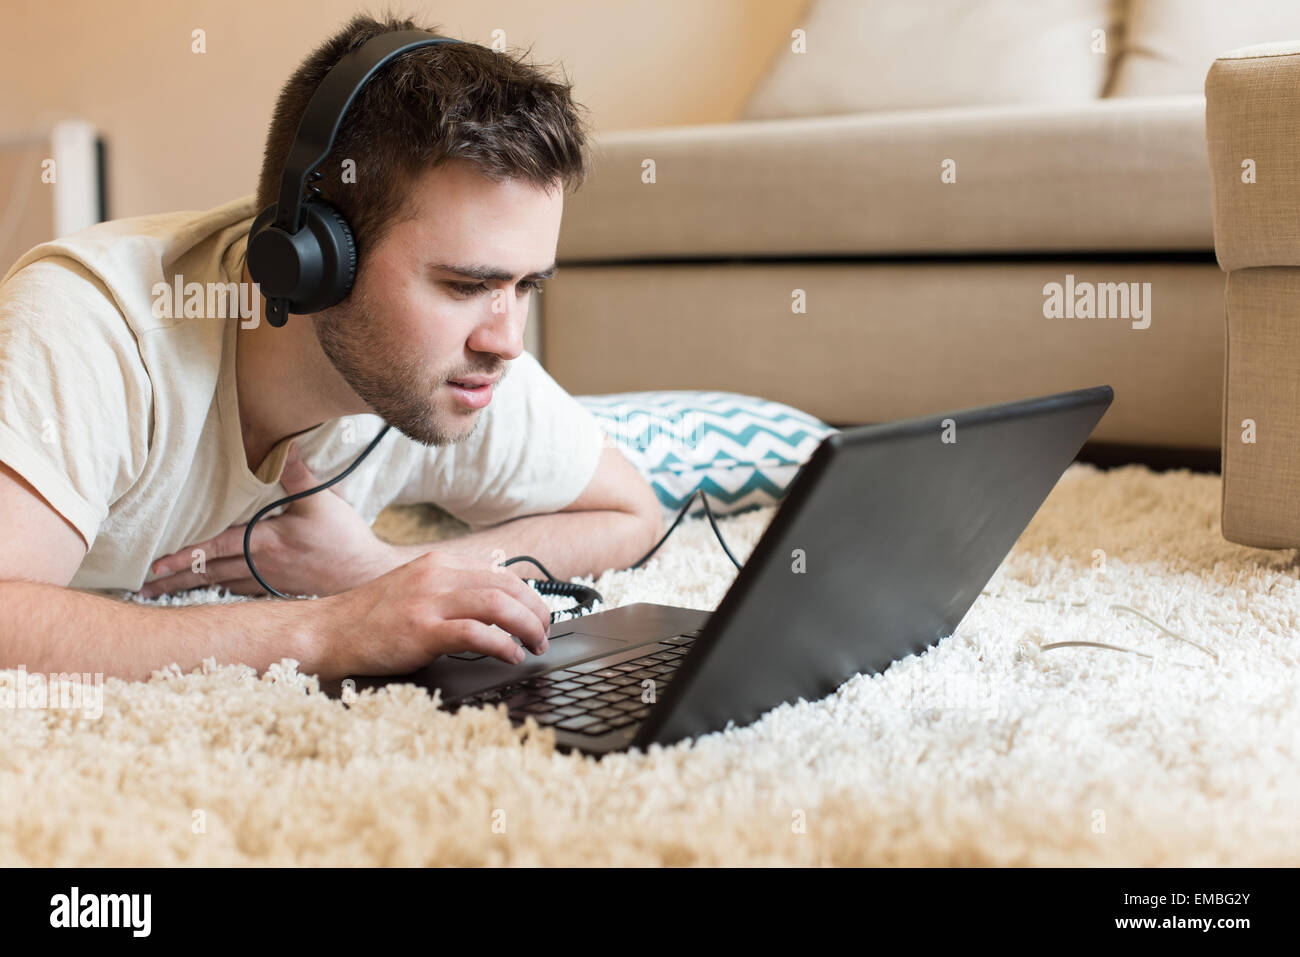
[743,0,1115,119]
[1110,0,1300,96]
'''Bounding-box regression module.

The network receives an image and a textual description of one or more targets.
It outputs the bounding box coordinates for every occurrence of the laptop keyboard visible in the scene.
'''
[456,633,698,737]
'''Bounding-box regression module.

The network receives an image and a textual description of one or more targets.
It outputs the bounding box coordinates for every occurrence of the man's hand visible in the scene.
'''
[307,550,554,678]
[140,443,402,598]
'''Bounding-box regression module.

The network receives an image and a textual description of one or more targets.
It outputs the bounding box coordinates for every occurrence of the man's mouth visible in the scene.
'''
[446,374,499,410]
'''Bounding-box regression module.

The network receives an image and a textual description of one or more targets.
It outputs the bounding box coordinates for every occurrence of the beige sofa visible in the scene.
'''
[541,0,1300,452]
[1206,42,1300,547]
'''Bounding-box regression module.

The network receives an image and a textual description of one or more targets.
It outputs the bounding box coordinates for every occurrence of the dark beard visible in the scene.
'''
[312,303,480,447]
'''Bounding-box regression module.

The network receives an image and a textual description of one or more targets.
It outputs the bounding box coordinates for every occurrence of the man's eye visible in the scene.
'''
[445,280,545,297]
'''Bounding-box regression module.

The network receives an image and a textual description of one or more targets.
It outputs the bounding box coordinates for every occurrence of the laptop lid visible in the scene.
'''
[633,385,1113,748]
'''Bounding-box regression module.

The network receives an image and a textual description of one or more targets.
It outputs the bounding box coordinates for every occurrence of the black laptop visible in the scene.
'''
[342,385,1113,755]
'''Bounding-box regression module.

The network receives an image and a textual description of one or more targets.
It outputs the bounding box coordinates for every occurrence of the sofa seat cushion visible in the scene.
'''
[545,260,1226,450]
[558,96,1213,261]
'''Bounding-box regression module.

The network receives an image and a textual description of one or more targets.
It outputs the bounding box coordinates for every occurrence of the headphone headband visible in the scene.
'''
[274,30,461,233]
[250,29,464,327]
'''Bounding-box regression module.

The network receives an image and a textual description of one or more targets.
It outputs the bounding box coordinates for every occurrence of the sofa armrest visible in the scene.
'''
[1206,42,1300,547]
[1206,42,1300,272]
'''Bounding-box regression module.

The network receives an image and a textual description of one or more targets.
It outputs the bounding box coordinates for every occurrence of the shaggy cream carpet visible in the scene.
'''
[2,463,1299,866]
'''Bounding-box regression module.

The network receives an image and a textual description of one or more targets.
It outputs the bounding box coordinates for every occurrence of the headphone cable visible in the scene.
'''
[242,424,393,598]
[500,490,742,621]
[242,428,744,618]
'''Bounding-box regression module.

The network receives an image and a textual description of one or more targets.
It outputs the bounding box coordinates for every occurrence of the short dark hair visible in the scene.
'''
[256,13,590,260]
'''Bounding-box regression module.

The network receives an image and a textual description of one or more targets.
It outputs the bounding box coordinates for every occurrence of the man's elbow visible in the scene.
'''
[622,474,665,562]
[567,445,665,569]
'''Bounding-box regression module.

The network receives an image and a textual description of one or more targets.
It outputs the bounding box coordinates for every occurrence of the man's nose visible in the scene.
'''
[467,291,526,360]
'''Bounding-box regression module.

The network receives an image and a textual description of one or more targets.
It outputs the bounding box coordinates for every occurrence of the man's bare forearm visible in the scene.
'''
[0,581,314,681]
[395,509,662,581]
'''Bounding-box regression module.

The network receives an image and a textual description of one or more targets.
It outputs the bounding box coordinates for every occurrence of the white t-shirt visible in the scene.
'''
[0,195,607,592]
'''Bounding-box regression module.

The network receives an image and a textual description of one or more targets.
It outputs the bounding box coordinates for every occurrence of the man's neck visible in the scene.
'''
[235,264,362,473]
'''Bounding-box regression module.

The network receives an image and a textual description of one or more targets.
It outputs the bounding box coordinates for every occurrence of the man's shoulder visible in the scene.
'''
[0,195,260,338]
[0,255,132,339]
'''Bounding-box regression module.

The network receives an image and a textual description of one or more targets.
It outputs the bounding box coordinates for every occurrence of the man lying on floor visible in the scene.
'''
[0,15,662,682]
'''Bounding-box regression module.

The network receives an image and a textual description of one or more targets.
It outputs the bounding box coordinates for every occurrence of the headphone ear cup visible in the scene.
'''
[296,201,357,314]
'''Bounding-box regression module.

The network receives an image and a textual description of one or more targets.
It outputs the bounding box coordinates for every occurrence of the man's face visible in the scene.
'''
[313,159,563,446]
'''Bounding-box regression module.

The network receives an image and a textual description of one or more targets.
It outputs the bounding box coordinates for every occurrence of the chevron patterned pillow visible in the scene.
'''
[576,391,839,519]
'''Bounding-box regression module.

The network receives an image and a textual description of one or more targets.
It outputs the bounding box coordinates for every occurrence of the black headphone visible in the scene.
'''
[247,30,462,328]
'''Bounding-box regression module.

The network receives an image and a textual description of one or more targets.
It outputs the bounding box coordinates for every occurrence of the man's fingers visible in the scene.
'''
[435,618,529,665]
[138,556,251,598]
[435,589,549,654]
[151,525,251,577]
[430,558,552,636]
[470,566,554,636]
